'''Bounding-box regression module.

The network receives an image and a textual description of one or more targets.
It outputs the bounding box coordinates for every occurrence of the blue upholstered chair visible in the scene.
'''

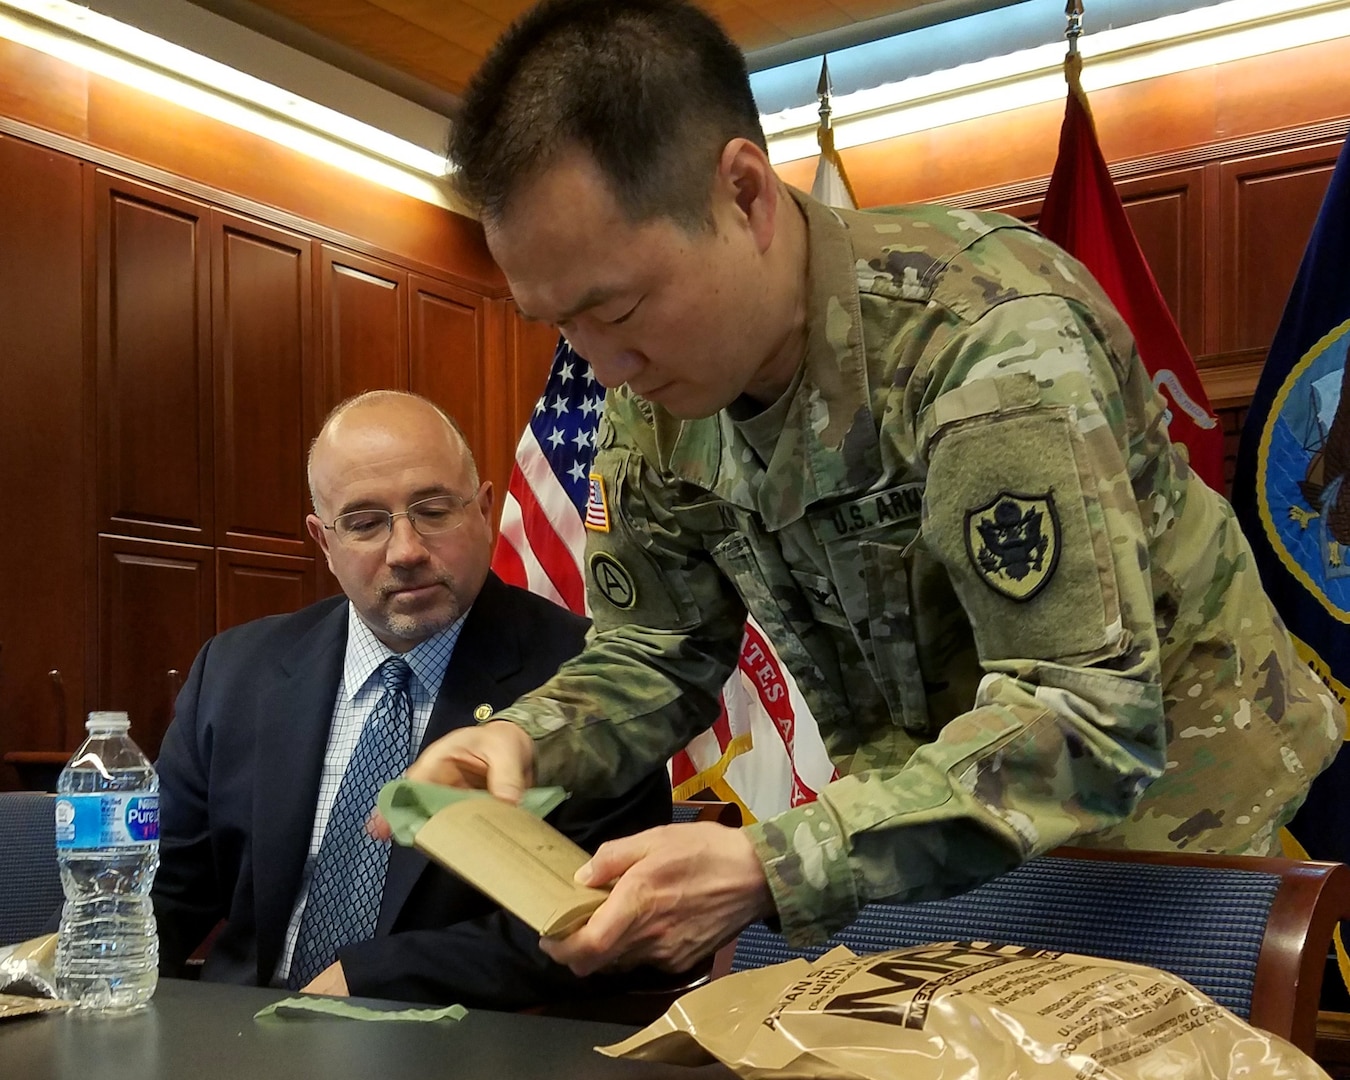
[715,847,1350,1055]
[671,799,742,828]
[0,791,63,945]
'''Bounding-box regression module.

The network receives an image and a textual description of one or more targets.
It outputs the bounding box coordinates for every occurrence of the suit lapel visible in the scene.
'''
[377,576,524,933]
[252,601,348,981]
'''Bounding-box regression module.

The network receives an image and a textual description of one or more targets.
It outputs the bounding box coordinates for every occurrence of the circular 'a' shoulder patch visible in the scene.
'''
[589,551,637,609]
[963,490,1061,602]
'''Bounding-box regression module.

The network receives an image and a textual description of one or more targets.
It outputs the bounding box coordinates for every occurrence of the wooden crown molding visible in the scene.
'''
[0,114,504,297]
[944,116,1350,210]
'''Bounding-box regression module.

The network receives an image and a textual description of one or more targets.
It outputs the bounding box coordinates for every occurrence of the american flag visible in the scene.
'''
[491,338,835,824]
[491,341,604,613]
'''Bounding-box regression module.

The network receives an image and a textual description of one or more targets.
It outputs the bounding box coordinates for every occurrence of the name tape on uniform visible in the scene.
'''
[812,483,925,543]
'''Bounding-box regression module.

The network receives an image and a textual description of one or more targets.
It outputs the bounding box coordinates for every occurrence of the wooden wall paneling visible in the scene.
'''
[1116,167,1207,357]
[95,170,213,544]
[0,135,87,776]
[217,548,317,633]
[782,40,1350,212]
[212,210,314,557]
[479,298,512,532]
[970,165,1205,356]
[0,39,89,144]
[480,301,560,531]
[1216,404,1249,498]
[97,535,215,761]
[313,548,343,601]
[319,245,409,412]
[508,306,561,439]
[408,274,487,468]
[0,35,502,290]
[1215,141,1342,355]
[974,194,1039,221]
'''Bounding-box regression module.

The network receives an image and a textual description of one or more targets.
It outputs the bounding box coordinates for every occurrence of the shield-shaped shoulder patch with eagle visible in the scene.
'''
[963,491,1061,602]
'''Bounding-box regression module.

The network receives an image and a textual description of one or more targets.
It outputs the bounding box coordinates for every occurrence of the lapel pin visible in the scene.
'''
[473,703,494,723]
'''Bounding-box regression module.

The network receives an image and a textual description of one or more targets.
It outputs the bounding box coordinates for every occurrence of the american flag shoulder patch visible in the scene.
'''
[585,474,610,532]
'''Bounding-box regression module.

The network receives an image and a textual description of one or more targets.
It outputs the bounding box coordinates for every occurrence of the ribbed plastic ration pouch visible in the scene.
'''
[600,942,1331,1080]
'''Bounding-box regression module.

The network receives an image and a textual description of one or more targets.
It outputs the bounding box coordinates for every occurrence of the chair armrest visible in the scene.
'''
[1049,847,1350,1054]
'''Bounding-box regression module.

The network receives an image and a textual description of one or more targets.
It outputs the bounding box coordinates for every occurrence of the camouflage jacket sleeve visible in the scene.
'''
[746,287,1171,945]
[494,396,747,794]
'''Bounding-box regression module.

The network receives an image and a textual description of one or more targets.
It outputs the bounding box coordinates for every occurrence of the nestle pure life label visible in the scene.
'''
[55,793,159,849]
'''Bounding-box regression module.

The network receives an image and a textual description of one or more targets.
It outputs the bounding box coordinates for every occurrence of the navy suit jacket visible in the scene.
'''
[152,572,671,1007]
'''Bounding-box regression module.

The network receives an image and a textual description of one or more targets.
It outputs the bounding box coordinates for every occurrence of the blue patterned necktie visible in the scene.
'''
[290,656,413,988]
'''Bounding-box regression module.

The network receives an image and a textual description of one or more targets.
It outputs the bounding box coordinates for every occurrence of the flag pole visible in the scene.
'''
[1064,0,1092,118]
[815,56,858,208]
[816,55,833,142]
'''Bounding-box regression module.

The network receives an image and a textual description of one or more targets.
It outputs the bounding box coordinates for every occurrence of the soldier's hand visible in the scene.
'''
[367,720,535,840]
[539,822,773,976]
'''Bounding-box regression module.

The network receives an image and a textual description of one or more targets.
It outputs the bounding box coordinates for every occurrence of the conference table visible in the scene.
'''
[0,978,737,1080]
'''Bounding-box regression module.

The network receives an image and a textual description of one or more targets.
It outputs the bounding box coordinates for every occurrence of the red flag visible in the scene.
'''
[1038,70,1224,491]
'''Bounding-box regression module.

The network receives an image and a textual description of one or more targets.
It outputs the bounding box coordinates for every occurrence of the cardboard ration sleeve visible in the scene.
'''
[412,797,610,937]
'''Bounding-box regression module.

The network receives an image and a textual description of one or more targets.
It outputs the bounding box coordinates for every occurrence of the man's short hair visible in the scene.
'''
[449,0,766,229]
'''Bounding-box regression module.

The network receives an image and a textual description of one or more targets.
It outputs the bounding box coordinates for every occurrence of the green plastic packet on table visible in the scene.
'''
[376,779,568,846]
[255,997,467,1023]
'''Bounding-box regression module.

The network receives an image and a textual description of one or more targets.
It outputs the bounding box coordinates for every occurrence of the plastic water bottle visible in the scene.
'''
[54,711,160,1013]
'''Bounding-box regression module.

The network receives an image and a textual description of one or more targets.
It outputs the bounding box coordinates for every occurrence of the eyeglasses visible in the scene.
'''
[322,495,472,547]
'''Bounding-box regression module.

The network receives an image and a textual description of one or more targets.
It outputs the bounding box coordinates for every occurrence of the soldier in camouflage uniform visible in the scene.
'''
[393,0,1344,971]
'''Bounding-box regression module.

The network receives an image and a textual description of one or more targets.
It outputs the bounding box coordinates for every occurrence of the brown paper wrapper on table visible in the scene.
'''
[600,942,1332,1079]
[413,797,609,937]
[0,993,70,1021]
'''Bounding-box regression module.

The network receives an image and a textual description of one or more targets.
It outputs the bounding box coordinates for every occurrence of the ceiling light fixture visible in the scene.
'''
[762,0,1350,163]
[0,0,453,207]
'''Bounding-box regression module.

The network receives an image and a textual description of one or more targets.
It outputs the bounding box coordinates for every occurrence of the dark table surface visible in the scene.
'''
[0,977,735,1080]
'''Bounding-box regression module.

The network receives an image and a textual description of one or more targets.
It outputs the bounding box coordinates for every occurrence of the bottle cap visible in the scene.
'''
[86,710,131,731]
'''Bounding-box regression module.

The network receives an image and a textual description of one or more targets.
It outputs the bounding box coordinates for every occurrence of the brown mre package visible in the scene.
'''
[600,941,1330,1079]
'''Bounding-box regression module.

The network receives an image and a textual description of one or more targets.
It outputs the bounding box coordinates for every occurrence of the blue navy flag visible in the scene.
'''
[1231,138,1350,994]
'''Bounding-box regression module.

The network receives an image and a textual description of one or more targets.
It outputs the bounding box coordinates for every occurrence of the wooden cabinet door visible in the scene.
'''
[97,536,215,761]
[96,171,213,544]
[1213,141,1342,354]
[408,274,486,468]
[0,135,88,763]
[1116,167,1206,357]
[217,549,316,632]
[977,166,1206,356]
[319,245,408,412]
[213,210,315,556]
[507,305,562,441]
[478,301,559,529]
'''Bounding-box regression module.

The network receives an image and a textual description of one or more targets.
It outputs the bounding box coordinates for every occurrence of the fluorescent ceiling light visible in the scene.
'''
[763,0,1350,163]
[0,0,453,208]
